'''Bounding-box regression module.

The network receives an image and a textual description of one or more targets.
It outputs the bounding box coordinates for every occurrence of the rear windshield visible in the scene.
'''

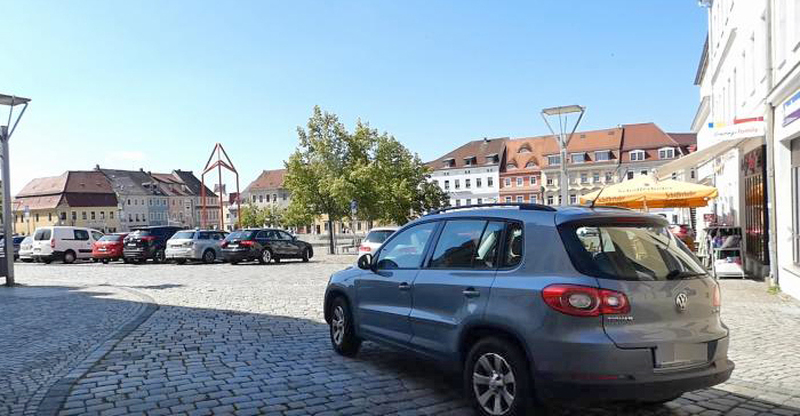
[172,231,196,240]
[128,230,151,237]
[364,230,394,244]
[98,235,124,242]
[560,222,706,281]
[34,229,52,241]
[227,231,256,240]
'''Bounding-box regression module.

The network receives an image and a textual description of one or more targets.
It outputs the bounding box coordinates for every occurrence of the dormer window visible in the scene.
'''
[525,160,537,168]
[570,153,586,164]
[485,153,499,164]
[442,158,456,168]
[463,156,477,166]
[658,147,675,159]
[594,150,611,161]
[630,150,646,161]
[506,163,518,170]
[517,144,532,154]
[547,155,561,166]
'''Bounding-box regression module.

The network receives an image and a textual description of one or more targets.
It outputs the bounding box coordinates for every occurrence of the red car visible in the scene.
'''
[92,233,128,264]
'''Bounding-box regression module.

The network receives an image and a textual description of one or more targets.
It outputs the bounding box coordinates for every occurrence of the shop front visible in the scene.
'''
[773,85,800,301]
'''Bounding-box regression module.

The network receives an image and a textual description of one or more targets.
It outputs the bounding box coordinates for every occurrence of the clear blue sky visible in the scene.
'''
[1,1,707,194]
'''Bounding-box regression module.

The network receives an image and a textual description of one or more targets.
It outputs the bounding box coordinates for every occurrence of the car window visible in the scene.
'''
[74,229,90,241]
[227,231,255,240]
[256,231,269,240]
[503,222,524,268]
[34,229,51,241]
[376,222,437,270]
[173,231,196,240]
[429,220,486,269]
[198,232,211,240]
[212,233,223,240]
[364,230,395,244]
[91,231,103,241]
[277,231,292,240]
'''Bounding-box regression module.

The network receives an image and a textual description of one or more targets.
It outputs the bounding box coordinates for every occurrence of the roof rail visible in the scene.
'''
[583,205,632,211]
[426,202,557,216]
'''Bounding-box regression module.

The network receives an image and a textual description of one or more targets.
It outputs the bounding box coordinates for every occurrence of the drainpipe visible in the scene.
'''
[764,0,779,287]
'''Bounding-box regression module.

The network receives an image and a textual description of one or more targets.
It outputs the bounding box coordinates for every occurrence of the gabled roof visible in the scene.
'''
[172,170,217,198]
[427,138,508,170]
[16,173,68,197]
[620,123,681,151]
[15,171,118,209]
[666,133,698,147]
[244,169,287,192]
[97,168,165,196]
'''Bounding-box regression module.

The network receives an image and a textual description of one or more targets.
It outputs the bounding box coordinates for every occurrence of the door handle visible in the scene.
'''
[398,282,411,291]
[463,287,480,298]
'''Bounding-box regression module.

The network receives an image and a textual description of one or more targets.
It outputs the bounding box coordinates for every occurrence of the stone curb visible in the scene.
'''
[34,286,159,416]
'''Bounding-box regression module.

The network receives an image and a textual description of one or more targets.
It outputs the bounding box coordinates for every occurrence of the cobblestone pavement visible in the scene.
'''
[0,284,149,415]
[13,255,800,416]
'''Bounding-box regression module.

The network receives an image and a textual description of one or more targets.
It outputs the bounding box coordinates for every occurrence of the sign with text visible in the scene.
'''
[710,121,765,141]
[783,89,800,127]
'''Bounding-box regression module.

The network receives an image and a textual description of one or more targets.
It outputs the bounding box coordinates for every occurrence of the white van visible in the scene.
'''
[31,226,104,264]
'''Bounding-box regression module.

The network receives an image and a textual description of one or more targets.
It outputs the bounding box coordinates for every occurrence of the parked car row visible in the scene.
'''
[18,225,317,265]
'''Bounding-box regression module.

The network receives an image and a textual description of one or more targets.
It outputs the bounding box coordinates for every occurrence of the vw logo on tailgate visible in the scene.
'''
[675,292,689,312]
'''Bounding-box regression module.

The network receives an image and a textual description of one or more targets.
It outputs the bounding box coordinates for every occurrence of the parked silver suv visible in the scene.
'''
[324,204,733,415]
[165,229,227,264]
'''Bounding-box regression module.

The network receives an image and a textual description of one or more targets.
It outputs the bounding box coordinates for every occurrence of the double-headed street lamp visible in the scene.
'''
[541,105,585,206]
[1,93,31,287]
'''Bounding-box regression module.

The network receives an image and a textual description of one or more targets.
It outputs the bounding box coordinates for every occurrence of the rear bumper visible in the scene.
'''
[535,358,734,403]
[165,247,201,260]
[33,251,64,262]
[123,247,155,260]
[222,249,256,262]
[92,251,122,259]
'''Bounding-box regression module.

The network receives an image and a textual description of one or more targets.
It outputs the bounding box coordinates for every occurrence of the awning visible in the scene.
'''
[657,136,760,179]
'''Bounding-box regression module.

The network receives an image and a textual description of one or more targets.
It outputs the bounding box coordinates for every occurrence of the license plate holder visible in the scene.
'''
[655,343,708,369]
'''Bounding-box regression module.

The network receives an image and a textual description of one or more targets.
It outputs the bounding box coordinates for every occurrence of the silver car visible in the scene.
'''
[324,204,733,415]
[18,236,34,262]
[165,230,227,264]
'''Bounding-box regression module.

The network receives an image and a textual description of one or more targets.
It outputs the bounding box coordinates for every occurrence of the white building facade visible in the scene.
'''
[427,138,507,206]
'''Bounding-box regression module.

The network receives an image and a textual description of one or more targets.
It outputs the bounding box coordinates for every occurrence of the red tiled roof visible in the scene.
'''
[16,173,68,197]
[620,123,680,151]
[667,133,698,147]
[245,169,287,192]
[427,138,508,170]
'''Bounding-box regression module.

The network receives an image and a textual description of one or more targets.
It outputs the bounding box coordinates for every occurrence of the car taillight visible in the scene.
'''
[239,240,255,247]
[542,285,630,317]
[50,239,55,249]
[359,245,371,252]
[712,283,721,308]
[141,236,156,242]
[221,241,228,248]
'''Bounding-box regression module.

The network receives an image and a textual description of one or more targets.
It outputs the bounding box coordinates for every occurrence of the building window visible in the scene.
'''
[465,179,471,189]
[466,198,472,205]
[641,170,649,176]
[580,173,588,184]
[487,177,494,187]
[100,212,105,220]
[504,178,511,187]
[528,176,536,185]
[72,212,77,221]
[547,155,561,166]
[691,169,696,179]
[476,178,482,188]
[259,195,264,203]
[570,195,577,205]
[48,213,52,221]
[91,211,96,220]
[455,199,461,207]
[627,171,635,180]
[516,196,523,203]
[570,153,586,164]
[746,146,769,265]
[546,177,554,186]
[530,195,537,204]
[252,195,257,202]
[546,196,554,205]
[504,197,512,203]
[594,151,611,161]
[444,180,450,190]
[135,214,139,222]
[477,198,483,205]
[658,147,676,159]
[506,163,517,170]
[593,172,600,183]
[516,177,523,186]
[630,150,646,161]
[606,172,613,182]
[454,180,461,190]
[110,211,114,219]
[272,194,277,201]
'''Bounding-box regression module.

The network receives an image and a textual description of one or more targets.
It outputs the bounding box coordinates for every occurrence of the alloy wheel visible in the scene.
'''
[262,249,272,263]
[472,353,516,416]
[331,305,345,346]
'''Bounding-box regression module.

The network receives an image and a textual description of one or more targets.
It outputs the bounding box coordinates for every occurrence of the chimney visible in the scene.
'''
[483,137,489,143]
[95,164,100,170]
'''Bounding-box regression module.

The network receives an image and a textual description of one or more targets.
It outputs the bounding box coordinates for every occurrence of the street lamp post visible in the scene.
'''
[1,93,31,287]
[541,105,585,206]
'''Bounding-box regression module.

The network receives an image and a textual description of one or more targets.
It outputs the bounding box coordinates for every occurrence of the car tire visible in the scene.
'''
[258,248,273,265]
[42,259,52,264]
[202,249,215,264]
[464,337,535,416]
[302,247,310,262]
[153,249,166,264]
[101,259,109,264]
[175,259,187,265]
[329,296,361,357]
[63,250,76,264]
[230,260,239,265]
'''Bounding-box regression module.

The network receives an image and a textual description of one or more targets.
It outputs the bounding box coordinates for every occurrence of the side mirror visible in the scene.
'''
[357,253,374,270]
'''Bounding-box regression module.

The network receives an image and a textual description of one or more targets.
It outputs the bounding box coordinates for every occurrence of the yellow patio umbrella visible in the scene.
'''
[579,175,718,210]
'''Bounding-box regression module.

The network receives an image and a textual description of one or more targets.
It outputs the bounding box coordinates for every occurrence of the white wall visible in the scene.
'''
[430,166,500,205]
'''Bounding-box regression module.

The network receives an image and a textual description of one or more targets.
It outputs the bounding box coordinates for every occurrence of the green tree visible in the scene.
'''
[284,107,352,253]
[263,205,286,228]
[238,204,264,228]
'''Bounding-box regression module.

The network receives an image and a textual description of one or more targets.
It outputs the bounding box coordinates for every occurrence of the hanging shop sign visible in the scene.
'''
[708,118,765,141]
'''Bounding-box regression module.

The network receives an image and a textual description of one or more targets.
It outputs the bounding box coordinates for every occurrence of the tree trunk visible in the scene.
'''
[328,219,335,255]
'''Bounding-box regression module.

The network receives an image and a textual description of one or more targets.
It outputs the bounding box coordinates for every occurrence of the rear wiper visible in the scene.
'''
[665,270,707,280]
